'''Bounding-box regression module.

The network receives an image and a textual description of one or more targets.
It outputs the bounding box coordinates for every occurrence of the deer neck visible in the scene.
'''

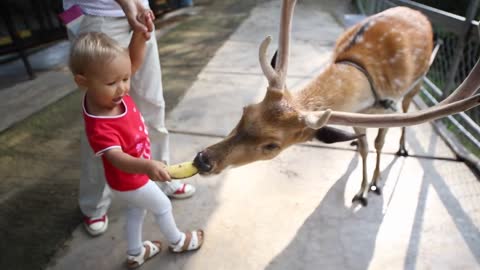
[294,63,375,113]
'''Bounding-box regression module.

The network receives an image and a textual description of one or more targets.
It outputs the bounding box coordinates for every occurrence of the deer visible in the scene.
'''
[192,0,480,206]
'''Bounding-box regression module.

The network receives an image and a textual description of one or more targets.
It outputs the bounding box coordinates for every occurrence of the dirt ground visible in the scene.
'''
[0,0,256,269]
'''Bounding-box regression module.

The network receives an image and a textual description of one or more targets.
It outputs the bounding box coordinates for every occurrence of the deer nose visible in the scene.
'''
[193,151,212,173]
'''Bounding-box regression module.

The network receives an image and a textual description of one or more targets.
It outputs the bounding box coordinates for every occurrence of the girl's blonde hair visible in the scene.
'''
[69,32,127,75]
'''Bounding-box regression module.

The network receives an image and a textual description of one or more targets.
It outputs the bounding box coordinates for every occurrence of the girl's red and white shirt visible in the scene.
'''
[83,94,151,191]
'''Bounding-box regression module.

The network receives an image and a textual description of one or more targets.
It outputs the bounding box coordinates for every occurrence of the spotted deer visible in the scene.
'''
[193,0,480,205]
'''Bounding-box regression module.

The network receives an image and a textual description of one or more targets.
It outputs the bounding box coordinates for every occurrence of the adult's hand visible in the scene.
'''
[115,0,155,34]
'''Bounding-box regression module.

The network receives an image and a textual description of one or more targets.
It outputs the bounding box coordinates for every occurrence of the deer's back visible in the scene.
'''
[334,7,433,99]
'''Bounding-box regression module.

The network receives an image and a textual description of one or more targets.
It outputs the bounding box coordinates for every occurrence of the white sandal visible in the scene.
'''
[169,230,204,253]
[126,240,161,269]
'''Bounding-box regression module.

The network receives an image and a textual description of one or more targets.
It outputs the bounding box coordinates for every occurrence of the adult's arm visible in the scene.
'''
[115,0,154,33]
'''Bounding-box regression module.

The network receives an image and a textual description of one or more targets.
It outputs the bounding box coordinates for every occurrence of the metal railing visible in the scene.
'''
[355,0,480,160]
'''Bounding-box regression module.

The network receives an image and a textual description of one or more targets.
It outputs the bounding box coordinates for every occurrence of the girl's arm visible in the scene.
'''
[129,30,147,75]
[104,148,171,181]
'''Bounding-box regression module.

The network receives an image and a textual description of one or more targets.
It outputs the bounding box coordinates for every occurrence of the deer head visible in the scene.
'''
[193,0,480,175]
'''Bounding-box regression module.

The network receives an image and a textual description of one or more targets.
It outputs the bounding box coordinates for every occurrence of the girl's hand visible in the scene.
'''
[146,160,171,182]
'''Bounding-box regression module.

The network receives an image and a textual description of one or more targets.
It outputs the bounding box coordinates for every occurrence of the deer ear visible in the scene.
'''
[314,126,364,144]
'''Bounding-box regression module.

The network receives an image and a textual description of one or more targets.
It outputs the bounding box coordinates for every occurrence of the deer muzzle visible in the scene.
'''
[193,151,213,174]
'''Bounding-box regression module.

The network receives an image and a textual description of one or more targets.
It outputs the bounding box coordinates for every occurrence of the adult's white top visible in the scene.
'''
[63,0,150,17]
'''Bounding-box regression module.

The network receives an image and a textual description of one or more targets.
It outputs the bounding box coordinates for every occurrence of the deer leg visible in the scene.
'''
[370,128,388,195]
[352,127,369,206]
[397,84,421,156]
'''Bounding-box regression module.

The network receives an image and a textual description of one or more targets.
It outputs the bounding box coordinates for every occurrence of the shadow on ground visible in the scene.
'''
[404,132,480,268]
[265,154,398,270]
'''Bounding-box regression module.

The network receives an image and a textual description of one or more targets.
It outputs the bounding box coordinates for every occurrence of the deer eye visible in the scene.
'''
[262,143,280,152]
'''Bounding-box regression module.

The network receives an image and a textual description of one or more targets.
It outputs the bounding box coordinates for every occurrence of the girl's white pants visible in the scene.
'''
[112,180,182,255]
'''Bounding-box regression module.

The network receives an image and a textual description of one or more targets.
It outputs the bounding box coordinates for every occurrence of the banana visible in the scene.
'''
[166,161,199,179]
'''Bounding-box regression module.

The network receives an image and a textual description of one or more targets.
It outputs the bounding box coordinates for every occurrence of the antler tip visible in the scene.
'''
[261,36,272,47]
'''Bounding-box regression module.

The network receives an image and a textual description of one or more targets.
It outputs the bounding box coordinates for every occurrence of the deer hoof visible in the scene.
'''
[369,184,382,195]
[396,148,409,157]
[352,195,368,207]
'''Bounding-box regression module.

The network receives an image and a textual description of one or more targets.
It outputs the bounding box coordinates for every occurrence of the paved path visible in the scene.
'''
[46,1,480,269]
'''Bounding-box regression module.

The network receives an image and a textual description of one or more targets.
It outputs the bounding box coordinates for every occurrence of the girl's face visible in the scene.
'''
[82,53,132,110]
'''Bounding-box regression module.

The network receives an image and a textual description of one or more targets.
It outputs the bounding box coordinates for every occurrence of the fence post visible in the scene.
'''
[443,0,480,98]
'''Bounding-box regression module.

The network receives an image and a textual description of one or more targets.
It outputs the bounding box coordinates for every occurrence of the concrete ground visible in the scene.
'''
[1,0,479,270]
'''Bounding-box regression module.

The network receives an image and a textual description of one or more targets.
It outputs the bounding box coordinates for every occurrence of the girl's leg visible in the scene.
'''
[138,181,183,244]
[125,206,146,256]
[136,182,204,251]
[154,207,183,244]
[114,181,183,245]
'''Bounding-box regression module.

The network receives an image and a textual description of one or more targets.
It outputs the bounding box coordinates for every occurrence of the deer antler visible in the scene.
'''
[303,58,480,129]
[259,0,297,92]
